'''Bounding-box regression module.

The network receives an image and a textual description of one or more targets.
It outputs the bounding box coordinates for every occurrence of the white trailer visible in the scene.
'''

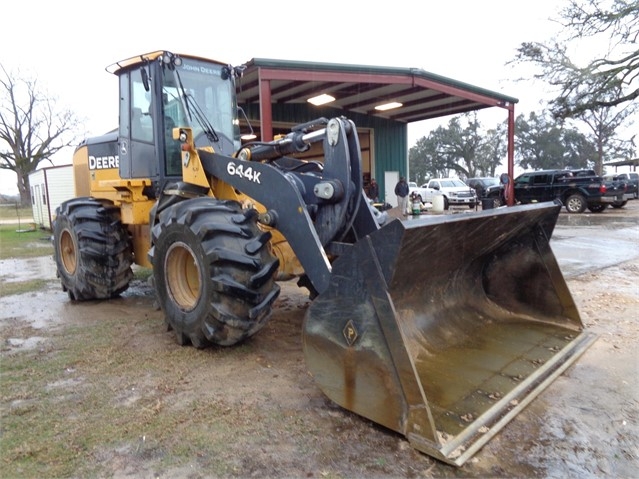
[29,165,75,230]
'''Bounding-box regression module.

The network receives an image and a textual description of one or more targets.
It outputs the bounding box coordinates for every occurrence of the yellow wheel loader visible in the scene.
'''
[53,51,596,465]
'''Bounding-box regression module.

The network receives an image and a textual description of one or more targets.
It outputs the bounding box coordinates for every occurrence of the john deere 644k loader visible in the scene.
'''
[53,51,595,465]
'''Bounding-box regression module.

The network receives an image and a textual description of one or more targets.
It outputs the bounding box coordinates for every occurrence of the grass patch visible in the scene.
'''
[0,305,268,478]
[133,266,153,282]
[0,225,53,259]
[0,279,53,298]
[2,316,156,477]
[0,204,32,221]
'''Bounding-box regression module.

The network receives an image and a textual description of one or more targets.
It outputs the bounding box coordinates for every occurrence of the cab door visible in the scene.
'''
[118,67,158,180]
[513,173,534,203]
[529,173,552,201]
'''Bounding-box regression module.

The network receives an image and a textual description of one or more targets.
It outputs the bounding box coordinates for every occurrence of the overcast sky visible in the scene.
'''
[1,0,570,195]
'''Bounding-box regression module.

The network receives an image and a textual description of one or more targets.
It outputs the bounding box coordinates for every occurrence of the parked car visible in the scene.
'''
[466,177,503,207]
[626,172,639,198]
[627,172,639,197]
[603,174,634,208]
[604,173,638,201]
[416,178,477,209]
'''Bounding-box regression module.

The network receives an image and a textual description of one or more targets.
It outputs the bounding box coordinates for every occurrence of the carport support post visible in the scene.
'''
[507,104,515,206]
[258,76,273,141]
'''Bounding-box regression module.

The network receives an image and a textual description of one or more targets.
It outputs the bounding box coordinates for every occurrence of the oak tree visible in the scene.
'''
[515,111,597,170]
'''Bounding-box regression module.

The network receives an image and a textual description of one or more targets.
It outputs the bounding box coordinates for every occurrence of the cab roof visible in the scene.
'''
[106,50,227,75]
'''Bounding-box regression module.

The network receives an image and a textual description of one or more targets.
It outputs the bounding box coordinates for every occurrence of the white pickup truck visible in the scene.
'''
[408,182,429,203]
[410,178,477,210]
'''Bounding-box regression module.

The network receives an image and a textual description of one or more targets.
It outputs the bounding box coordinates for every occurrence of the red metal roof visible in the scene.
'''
[237,58,518,123]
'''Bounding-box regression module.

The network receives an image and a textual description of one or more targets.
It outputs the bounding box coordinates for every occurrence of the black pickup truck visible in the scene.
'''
[502,169,626,213]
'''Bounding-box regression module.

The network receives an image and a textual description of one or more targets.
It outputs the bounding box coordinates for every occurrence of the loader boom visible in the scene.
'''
[194,117,379,295]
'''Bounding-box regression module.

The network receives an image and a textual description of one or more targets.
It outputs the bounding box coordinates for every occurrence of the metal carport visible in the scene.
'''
[236,59,519,203]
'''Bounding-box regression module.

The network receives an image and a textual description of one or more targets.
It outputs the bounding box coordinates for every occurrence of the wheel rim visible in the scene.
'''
[568,198,581,212]
[59,229,77,275]
[164,242,202,311]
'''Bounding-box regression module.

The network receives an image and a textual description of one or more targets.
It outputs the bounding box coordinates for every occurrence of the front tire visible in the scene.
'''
[564,194,587,214]
[53,198,133,300]
[149,198,280,347]
[611,200,627,209]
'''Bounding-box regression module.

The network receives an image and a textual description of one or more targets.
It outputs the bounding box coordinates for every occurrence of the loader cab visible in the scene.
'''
[114,51,242,191]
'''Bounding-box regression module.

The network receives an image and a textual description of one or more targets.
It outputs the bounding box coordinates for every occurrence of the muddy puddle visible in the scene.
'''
[0,256,155,355]
[0,254,57,283]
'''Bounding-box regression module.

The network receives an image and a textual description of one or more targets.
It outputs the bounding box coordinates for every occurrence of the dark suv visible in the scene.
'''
[609,173,638,199]
[467,177,503,207]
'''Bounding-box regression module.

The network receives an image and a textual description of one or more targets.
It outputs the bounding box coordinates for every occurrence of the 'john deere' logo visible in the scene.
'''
[89,155,119,170]
[343,320,358,346]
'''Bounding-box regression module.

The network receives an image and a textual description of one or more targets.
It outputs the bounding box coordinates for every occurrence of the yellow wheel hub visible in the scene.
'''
[60,229,77,275]
[165,242,202,311]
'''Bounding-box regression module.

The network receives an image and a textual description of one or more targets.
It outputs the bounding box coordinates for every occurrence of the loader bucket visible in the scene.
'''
[302,202,596,466]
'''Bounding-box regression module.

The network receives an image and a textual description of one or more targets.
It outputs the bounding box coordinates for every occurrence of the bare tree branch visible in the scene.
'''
[0,65,82,204]
[510,0,639,119]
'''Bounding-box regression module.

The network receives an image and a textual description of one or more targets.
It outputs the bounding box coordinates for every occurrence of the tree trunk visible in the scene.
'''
[16,169,31,207]
[596,141,604,176]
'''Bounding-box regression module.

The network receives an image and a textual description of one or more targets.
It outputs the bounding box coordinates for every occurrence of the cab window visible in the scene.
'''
[131,69,153,143]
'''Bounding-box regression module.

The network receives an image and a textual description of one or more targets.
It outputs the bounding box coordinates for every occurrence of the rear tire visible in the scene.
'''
[564,194,587,214]
[611,200,627,209]
[53,198,133,300]
[149,197,280,347]
[587,204,607,213]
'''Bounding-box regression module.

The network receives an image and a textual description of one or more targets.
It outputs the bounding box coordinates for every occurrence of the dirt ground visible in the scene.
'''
[1,202,638,478]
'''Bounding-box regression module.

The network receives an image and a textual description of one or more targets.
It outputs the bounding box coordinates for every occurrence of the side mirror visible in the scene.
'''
[141,68,150,92]
[238,107,256,140]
